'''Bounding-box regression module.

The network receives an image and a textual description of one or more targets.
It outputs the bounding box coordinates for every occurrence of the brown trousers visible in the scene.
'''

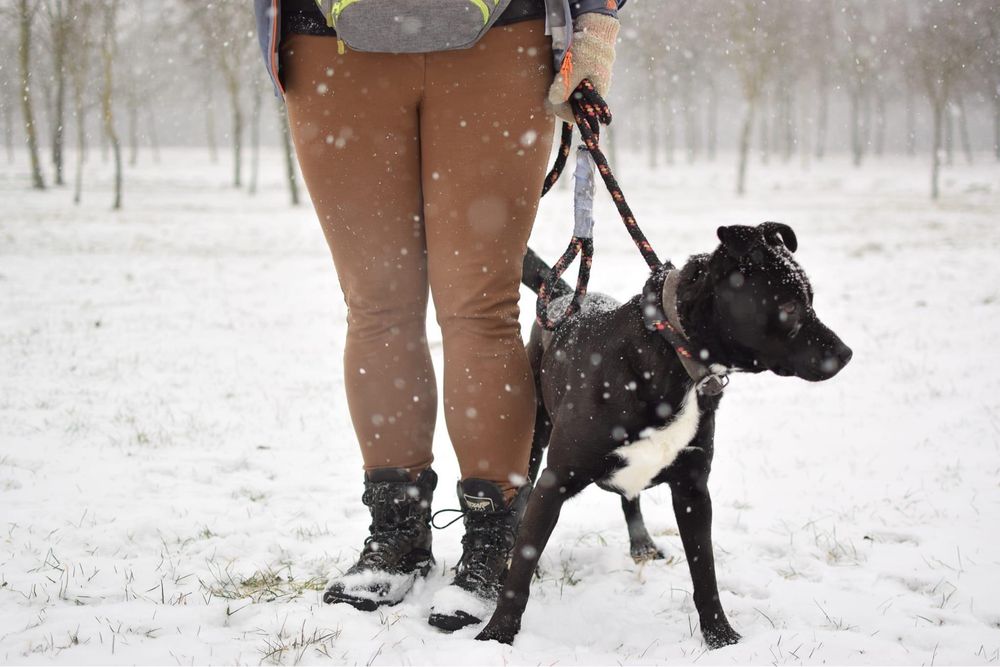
[281,22,554,492]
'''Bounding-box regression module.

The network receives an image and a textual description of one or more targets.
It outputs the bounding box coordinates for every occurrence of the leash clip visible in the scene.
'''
[696,372,729,397]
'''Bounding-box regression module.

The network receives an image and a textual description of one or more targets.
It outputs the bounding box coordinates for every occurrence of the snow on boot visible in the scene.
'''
[428,479,530,632]
[323,467,436,611]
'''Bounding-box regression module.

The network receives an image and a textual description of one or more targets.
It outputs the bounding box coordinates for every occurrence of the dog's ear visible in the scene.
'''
[759,222,798,253]
[716,225,759,259]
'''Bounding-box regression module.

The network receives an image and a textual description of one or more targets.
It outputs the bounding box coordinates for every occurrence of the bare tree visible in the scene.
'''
[907,1,982,199]
[46,0,70,185]
[69,2,95,204]
[185,0,255,188]
[18,0,45,189]
[837,1,877,168]
[248,72,264,196]
[1,48,14,163]
[810,0,835,161]
[727,1,784,195]
[204,66,220,164]
[2,99,12,163]
[101,0,123,209]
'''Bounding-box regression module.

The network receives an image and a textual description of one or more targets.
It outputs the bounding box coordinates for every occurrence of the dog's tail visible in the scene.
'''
[522,246,572,297]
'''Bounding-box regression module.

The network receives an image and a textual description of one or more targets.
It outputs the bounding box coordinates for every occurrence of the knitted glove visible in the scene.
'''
[546,13,620,123]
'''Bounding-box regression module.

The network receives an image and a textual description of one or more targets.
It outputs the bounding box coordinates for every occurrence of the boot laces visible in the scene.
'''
[359,483,423,569]
[455,510,515,591]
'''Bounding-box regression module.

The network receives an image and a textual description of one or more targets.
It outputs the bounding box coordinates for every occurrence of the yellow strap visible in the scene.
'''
[468,0,490,25]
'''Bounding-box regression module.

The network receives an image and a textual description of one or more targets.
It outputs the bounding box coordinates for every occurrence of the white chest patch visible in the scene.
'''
[606,387,701,500]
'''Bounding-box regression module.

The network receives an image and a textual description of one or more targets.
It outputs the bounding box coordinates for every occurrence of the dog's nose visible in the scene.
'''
[817,341,852,377]
[835,343,853,367]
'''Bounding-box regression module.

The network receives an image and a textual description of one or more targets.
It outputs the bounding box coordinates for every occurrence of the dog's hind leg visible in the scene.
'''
[524,326,550,485]
[476,464,586,644]
[621,495,666,562]
[526,401,551,485]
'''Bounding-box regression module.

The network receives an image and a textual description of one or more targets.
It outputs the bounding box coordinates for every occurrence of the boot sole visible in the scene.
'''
[428,609,483,633]
[323,558,433,611]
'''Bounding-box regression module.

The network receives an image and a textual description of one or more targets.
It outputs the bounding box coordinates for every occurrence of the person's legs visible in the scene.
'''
[282,35,444,611]
[422,21,555,631]
[282,35,436,475]
[421,21,555,496]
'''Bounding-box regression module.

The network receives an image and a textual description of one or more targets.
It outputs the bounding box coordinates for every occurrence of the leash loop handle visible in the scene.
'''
[570,81,662,272]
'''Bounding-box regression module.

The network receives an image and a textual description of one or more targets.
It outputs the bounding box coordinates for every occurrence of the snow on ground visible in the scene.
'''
[1,148,999,665]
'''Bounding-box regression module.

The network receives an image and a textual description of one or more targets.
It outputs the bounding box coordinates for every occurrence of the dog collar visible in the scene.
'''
[642,267,729,397]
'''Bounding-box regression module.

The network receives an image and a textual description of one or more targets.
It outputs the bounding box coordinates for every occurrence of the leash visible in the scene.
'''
[536,80,662,331]
[534,81,728,396]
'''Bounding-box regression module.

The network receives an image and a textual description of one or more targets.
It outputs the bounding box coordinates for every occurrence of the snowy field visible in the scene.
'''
[1,148,999,665]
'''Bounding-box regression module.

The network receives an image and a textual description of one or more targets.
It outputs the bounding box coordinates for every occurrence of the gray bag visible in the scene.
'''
[315,0,516,53]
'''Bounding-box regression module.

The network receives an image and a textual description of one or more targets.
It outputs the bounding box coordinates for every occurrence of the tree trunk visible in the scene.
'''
[72,55,87,205]
[931,101,942,200]
[146,106,161,164]
[815,69,828,161]
[127,94,139,167]
[19,0,46,190]
[874,89,886,158]
[51,0,69,186]
[994,96,1000,162]
[3,101,13,164]
[205,74,219,163]
[956,94,972,165]
[663,100,675,166]
[73,95,86,205]
[850,91,862,167]
[102,0,122,210]
[646,75,659,170]
[798,86,811,168]
[706,79,718,161]
[277,98,300,206]
[71,4,92,205]
[225,77,243,188]
[782,85,795,163]
[944,103,954,167]
[736,99,757,196]
[861,88,872,158]
[248,84,262,196]
[758,90,770,165]
[682,78,698,164]
[906,83,917,156]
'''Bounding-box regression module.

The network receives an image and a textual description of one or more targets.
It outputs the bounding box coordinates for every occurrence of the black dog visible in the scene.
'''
[476,223,852,647]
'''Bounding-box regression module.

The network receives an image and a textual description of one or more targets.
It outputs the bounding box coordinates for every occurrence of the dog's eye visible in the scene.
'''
[778,302,798,322]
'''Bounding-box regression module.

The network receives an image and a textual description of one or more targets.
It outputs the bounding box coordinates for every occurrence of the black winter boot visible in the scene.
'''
[428,479,530,632]
[323,468,436,611]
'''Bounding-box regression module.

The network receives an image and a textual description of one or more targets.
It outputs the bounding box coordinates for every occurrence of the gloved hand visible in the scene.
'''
[546,12,620,123]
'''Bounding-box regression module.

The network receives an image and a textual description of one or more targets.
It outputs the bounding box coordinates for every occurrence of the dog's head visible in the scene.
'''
[692,222,852,381]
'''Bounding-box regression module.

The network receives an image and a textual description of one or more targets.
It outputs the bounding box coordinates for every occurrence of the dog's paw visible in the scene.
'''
[475,620,519,645]
[629,541,666,563]
[703,622,741,649]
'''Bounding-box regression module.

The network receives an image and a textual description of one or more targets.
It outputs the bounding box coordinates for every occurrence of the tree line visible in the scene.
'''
[2,0,300,209]
[2,0,997,207]
[614,0,998,198]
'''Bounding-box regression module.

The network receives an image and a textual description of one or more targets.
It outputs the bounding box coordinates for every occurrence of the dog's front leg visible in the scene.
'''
[476,466,576,644]
[667,445,741,649]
